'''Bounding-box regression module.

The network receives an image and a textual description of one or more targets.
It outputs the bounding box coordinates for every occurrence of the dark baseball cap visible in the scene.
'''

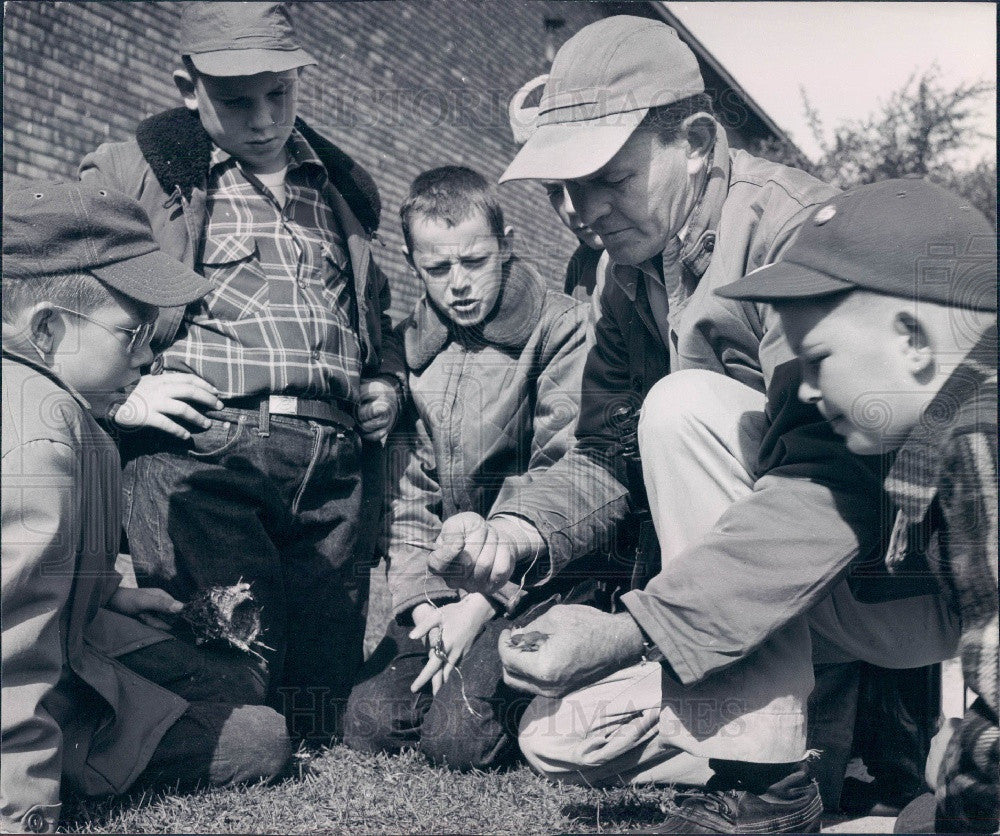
[2,181,213,307]
[500,16,704,183]
[717,179,997,312]
[179,1,316,77]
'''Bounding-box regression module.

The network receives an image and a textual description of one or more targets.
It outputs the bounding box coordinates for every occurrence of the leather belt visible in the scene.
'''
[223,394,356,430]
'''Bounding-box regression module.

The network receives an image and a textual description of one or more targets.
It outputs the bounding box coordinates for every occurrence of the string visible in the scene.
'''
[416,537,539,719]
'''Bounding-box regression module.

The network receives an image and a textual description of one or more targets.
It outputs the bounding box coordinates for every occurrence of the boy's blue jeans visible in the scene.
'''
[121,406,376,742]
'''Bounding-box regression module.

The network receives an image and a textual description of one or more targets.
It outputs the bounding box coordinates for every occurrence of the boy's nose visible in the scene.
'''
[247,101,273,130]
[798,379,822,405]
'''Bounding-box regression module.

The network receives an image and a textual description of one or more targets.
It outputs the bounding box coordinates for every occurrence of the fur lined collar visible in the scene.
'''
[134,107,381,233]
[403,257,548,371]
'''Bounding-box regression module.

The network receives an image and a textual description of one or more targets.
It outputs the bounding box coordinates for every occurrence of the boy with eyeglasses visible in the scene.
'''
[1,182,291,834]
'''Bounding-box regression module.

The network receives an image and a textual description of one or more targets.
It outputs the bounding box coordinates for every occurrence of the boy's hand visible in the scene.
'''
[428,513,541,595]
[409,594,497,694]
[108,586,184,631]
[115,372,223,439]
[358,375,402,444]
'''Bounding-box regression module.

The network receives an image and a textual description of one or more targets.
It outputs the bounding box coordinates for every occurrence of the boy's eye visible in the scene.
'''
[268,88,287,99]
[460,256,488,269]
[424,264,452,278]
[221,98,251,109]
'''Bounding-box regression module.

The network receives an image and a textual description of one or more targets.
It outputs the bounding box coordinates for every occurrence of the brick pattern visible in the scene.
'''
[3,0,614,320]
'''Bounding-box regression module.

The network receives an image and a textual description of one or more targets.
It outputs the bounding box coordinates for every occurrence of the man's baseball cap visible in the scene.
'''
[179,1,316,77]
[2,181,213,307]
[717,179,997,312]
[500,16,704,183]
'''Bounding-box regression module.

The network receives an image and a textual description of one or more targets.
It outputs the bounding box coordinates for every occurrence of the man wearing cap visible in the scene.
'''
[426,16,960,832]
[79,2,405,741]
[2,182,290,833]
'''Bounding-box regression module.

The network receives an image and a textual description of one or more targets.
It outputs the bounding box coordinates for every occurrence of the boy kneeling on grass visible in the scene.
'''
[343,166,602,770]
[1,182,290,834]
[717,178,997,834]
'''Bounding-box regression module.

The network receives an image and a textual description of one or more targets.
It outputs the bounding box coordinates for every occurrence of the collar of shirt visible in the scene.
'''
[208,127,328,187]
[885,325,999,525]
[1,347,93,411]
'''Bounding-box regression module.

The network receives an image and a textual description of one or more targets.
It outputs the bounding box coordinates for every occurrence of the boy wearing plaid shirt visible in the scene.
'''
[719,179,997,833]
[79,2,405,740]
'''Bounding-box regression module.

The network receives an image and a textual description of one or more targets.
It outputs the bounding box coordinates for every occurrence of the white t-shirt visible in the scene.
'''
[255,166,289,208]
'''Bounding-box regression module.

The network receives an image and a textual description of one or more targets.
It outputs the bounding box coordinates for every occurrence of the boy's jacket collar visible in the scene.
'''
[135,107,381,234]
[403,257,548,372]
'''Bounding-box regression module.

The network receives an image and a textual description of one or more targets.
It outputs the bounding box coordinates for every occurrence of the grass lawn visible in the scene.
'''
[63,748,676,834]
[61,566,677,834]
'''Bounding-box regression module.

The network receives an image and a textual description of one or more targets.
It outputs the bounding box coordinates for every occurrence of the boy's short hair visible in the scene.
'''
[400,166,505,253]
[1,271,116,323]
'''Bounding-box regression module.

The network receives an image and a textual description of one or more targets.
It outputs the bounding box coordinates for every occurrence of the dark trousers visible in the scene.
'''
[119,638,290,790]
[122,407,372,741]
[343,598,560,771]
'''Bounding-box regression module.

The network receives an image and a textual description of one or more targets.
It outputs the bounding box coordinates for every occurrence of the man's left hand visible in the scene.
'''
[498,605,646,698]
[358,375,402,443]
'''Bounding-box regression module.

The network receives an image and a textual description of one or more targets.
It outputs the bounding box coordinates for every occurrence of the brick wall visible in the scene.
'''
[3,0,618,320]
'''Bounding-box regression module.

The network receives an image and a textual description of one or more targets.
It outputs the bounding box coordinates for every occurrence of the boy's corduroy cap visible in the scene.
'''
[179,1,316,77]
[500,16,704,183]
[716,178,997,312]
[3,181,212,307]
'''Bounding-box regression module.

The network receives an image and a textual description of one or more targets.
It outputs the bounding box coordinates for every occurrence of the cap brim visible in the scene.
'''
[715,260,856,302]
[190,48,316,76]
[91,250,213,308]
[499,109,648,183]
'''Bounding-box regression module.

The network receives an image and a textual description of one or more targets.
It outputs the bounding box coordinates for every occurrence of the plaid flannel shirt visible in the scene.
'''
[161,129,362,402]
[885,325,998,829]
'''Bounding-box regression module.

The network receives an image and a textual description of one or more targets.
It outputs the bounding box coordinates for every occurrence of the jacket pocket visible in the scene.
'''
[198,234,269,320]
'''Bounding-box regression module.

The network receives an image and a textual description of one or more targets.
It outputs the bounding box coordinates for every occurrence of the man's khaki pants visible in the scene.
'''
[518,371,959,786]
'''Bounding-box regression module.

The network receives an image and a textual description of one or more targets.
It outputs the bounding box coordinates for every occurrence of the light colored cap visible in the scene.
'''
[500,16,703,183]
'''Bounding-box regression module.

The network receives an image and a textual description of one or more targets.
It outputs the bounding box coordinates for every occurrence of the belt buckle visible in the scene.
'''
[268,394,299,416]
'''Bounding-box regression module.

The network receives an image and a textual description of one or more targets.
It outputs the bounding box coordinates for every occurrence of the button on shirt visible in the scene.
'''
[161,130,362,402]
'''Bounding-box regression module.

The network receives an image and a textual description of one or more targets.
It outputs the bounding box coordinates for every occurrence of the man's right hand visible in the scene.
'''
[114,372,223,439]
[427,512,542,595]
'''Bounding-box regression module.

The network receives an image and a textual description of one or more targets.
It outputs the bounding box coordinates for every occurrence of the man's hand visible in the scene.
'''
[428,513,541,595]
[408,594,497,694]
[114,372,223,439]
[358,375,402,444]
[108,586,184,631]
[498,605,646,698]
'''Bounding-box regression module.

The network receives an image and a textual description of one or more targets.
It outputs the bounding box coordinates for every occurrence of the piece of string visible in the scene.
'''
[417,539,540,719]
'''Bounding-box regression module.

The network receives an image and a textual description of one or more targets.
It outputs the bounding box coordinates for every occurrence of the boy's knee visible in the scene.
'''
[342,680,414,754]
[219,705,291,784]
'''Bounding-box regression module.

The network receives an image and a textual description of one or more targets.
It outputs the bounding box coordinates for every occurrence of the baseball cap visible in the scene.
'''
[179,1,316,77]
[2,181,213,307]
[716,179,997,312]
[500,16,704,183]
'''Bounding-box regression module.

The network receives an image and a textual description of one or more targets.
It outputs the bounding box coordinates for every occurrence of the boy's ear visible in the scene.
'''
[400,242,414,267]
[173,69,200,111]
[682,112,716,167]
[26,303,60,357]
[893,311,935,382]
[500,225,515,262]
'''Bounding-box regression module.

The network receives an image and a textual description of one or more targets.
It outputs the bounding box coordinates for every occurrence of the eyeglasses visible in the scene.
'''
[50,305,155,354]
